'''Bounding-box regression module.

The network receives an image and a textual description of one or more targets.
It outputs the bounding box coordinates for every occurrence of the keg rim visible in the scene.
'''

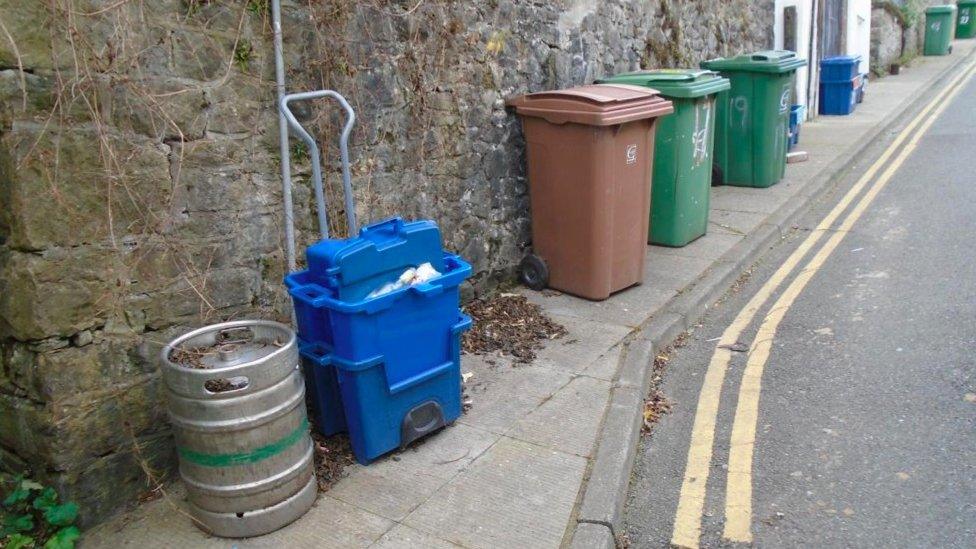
[161,319,296,373]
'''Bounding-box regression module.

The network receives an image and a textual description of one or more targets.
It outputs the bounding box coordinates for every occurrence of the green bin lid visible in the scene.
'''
[701,50,807,74]
[958,0,976,6]
[595,69,730,99]
[926,5,957,14]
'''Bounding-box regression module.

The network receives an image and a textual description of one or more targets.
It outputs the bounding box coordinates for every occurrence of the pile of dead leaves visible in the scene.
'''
[311,432,356,492]
[462,293,567,363]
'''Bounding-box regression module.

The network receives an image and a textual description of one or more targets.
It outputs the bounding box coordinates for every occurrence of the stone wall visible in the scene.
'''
[0,0,773,525]
[870,0,941,75]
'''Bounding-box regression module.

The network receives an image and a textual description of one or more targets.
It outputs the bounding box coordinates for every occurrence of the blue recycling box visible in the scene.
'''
[300,314,470,465]
[856,73,868,104]
[820,55,861,81]
[298,341,347,436]
[788,105,805,150]
[819,77,860,115]
[819,56,861,116]
[305,217,445,302]
[285,217,472,463]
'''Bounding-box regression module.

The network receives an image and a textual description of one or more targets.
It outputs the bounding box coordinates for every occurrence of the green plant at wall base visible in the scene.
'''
[246,0,269,16]
[1,476,80,549]
[898,0,924,28]
[234,39,254,72]
[896,51,917,68]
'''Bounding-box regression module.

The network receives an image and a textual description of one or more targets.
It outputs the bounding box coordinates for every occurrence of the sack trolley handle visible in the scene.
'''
[279,90,358,239]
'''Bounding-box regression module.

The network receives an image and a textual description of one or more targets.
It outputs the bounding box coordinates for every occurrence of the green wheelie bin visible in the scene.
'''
[956,1,976,39]
[596,69,730,247]
[924,5,957,55]
[701,51,805,189]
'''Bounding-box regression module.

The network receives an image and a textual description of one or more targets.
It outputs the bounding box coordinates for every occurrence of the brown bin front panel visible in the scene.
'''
[508,85,674,300]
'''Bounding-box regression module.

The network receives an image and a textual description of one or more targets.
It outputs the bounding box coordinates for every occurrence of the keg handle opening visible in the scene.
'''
[216,326,254,345]
[203,376,250,394]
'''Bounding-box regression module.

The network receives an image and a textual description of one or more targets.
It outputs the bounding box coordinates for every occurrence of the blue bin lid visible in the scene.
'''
[821,55,862,66]
[305,217,445,301]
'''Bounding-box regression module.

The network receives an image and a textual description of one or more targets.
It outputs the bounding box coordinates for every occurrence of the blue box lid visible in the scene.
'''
[305,217,445,302]
[821,55,862,66]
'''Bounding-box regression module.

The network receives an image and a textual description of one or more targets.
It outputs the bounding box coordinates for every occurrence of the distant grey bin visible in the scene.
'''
[161,320,316,538]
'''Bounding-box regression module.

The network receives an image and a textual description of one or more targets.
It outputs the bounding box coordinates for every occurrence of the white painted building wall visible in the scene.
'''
[774,0,815,117]
[846,0,872,75]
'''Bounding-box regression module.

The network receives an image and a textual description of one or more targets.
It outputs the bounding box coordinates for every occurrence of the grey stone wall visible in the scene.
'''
[0,0,772,525]
[870,0,941,75]
[872,5,905,71]
[293,0,774,288]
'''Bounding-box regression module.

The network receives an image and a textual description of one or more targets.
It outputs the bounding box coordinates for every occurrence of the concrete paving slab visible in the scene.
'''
[326,465,446,521]
[710,185,771,213]
[531,313,632,375]
[508,375,612,457]
[580,341,626,381]
[708,208,768,235]
[459,356,573,435]
[647,230,743,261]
[376,423,500,481]
[263,497,392,549]
[403,437,586,549]
[371,524,461,549]
[82,491,393,548]
[522,282,673,328]
[644,251,718,293]
[711,184,794,214]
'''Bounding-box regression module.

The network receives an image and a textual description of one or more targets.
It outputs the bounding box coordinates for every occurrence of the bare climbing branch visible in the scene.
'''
[0,14,29,112]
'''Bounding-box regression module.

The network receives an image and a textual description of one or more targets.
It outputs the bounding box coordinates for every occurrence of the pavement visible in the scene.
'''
[624,44,976,548]
[81,40,976,549]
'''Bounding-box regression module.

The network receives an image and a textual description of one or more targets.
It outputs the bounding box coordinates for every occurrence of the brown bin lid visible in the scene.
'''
[506,84,674,126]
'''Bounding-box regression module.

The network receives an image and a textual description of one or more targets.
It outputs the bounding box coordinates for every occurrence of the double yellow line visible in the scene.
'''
[671,55,976,548]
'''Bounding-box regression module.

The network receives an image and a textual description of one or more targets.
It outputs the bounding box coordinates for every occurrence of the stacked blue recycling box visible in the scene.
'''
[285,217,471,464]
[819,55,862,116]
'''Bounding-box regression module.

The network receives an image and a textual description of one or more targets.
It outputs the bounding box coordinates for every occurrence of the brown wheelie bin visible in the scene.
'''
[507,84,674,300]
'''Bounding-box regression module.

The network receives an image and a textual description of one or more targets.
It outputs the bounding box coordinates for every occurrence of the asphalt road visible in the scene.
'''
[623,70,976,547]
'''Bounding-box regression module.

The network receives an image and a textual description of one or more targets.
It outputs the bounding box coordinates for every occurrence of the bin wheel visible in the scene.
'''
[711,164,724,187]
[519,254,549,291]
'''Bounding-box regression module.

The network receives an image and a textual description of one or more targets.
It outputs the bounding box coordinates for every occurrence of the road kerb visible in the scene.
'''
[573,385,644,536]
[570,522,616,549]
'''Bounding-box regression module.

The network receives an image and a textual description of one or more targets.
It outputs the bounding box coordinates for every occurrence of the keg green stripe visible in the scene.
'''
[177,418,309,468]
